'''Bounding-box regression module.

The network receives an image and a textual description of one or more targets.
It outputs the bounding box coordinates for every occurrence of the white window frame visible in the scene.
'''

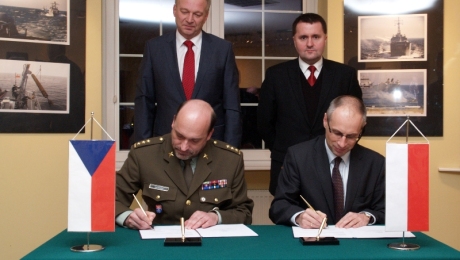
[102,0,317,171]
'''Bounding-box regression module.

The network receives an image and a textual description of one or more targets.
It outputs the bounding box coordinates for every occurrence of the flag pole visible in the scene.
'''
[387,115,421,251]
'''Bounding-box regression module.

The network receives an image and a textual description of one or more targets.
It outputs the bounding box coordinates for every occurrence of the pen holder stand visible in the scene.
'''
[300,237,339,245]
[164,237,202,246]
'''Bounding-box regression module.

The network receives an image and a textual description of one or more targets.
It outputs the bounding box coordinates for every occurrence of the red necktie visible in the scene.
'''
[332,157,344,220]
[307,65,316,86]
[182,40,195,100]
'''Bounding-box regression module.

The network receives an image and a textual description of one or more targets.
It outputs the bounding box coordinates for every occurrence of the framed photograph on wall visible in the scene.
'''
[0,0,70,45]
[358,14,427,62]
[358,69,426,117]
[344,0,443,137]
[0,0,85,133]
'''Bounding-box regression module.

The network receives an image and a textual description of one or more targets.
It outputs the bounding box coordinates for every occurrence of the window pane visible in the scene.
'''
[265,13,299,57]
[225,12,262,56]
[224,0,262,10]
[119,105,135,150]
[120,57,142,103]
[119,0,175,54]
[265,59,291,71]
[265,0,302,11]
[236,59,262,88]
[119,20,159,54]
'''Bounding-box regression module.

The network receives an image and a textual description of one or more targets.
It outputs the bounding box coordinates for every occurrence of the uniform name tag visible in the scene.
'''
[149,184,169,191]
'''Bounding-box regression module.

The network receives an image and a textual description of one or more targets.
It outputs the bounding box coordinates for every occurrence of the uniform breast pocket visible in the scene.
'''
[198,188,232,206]
[142,184,177,204]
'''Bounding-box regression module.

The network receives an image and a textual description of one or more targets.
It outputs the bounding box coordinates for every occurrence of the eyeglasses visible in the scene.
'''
[327,121,362,142]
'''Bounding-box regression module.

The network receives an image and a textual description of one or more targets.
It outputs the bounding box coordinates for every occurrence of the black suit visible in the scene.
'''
[257,58,362,194]
[269,136,385,225]
[134,31,241,147]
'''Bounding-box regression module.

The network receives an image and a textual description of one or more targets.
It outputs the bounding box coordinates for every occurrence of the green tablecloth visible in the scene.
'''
[22,225,460,259]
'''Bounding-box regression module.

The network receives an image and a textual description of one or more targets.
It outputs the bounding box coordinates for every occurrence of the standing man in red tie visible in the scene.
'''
[257,13,362,195]
[269,95,385,228]
[134,0,241,148]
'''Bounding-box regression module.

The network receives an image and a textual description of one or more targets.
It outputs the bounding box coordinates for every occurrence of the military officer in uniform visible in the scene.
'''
[116,100,253,230]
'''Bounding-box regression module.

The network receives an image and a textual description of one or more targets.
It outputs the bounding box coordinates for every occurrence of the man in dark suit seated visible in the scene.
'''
[116,100,253,230]
[269,95,385,228]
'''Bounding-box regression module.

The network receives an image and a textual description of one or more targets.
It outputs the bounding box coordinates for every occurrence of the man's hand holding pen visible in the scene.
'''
[295,208,328,229]
[125,208,155,230]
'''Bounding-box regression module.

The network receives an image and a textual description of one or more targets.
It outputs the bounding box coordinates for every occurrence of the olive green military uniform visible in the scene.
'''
[116,134,253,225]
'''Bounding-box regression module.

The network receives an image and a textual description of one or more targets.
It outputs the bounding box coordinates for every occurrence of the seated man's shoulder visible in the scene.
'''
[210,140,242,156]
[132,136,166,149]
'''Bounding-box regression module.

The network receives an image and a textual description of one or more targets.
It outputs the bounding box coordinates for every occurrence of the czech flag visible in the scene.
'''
[68,140,116,232]
[386,143,429,232]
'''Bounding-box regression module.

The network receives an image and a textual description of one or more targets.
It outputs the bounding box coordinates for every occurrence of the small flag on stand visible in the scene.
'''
[386,142,429,232]
[68,140,115,232]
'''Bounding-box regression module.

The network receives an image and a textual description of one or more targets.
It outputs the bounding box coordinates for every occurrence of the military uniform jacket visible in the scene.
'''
[116,134,253,225]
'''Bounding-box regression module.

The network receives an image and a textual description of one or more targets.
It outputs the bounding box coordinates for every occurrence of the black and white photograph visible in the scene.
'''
[0,59,69,113]
[359,69,426,117]
[358,14,427,62]
[0,0,69,44]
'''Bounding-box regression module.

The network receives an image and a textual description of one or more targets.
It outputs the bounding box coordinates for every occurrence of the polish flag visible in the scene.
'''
[386,143,429,232]
[68,140,116,232]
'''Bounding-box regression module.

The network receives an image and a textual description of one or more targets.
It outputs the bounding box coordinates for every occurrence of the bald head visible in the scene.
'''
[323,95,366,157]
[326,95,367,126]
[171,100,216,160]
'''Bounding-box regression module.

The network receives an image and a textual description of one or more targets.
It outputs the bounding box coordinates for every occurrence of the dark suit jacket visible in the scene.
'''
[257,58,362,194]
[116,134,253,225]
[134,31,241,147]
[269,136,385,225]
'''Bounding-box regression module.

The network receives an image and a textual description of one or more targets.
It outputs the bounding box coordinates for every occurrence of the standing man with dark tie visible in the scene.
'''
[134,0,241,148]
[257,13,362,195]
[269,96,385,228]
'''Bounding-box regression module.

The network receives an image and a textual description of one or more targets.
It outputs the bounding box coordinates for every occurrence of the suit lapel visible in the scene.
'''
[314,59,334,126]
[193,31,211,99]
[162,137,188,195]
[345,145,362,213]
[187,144,213,197]
[313,138,336,220]
[166,33,187,100]
[288,59,311,126]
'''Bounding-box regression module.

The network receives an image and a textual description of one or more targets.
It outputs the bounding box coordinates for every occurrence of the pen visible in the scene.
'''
[181,217,185,242]
[316,217,327,241]
[300,195,316,211]
[132,194,154,228]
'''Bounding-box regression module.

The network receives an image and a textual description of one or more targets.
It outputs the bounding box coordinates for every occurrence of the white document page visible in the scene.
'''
[140,224,258,239]
[292,225,415,238]
[196,224,258,237]
[139,226,201,239]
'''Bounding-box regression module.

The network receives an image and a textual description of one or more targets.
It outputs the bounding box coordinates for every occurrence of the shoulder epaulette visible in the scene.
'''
[133,136,165,149]
[212,140,242,155]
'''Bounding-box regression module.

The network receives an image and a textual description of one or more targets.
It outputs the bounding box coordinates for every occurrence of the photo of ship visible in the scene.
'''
[358,14,426,62]
[0,0,68,44]
[358,70,426,117]
[0,59,69,114]
[390,17,411,56]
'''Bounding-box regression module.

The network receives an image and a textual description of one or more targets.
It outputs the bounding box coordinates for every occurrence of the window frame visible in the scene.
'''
[102,0,317,170]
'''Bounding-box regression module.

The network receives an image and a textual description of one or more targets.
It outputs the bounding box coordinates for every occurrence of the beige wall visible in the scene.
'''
[1,1,102,259]
[3,0,460,259]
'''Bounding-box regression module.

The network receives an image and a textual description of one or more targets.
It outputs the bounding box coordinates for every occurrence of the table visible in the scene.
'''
[22,225,460,259]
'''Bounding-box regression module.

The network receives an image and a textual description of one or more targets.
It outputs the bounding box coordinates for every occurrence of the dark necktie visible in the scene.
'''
[183,159,193,188]
[307,65,316,86]
[332,157,344,220]
[182,40,195,100]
